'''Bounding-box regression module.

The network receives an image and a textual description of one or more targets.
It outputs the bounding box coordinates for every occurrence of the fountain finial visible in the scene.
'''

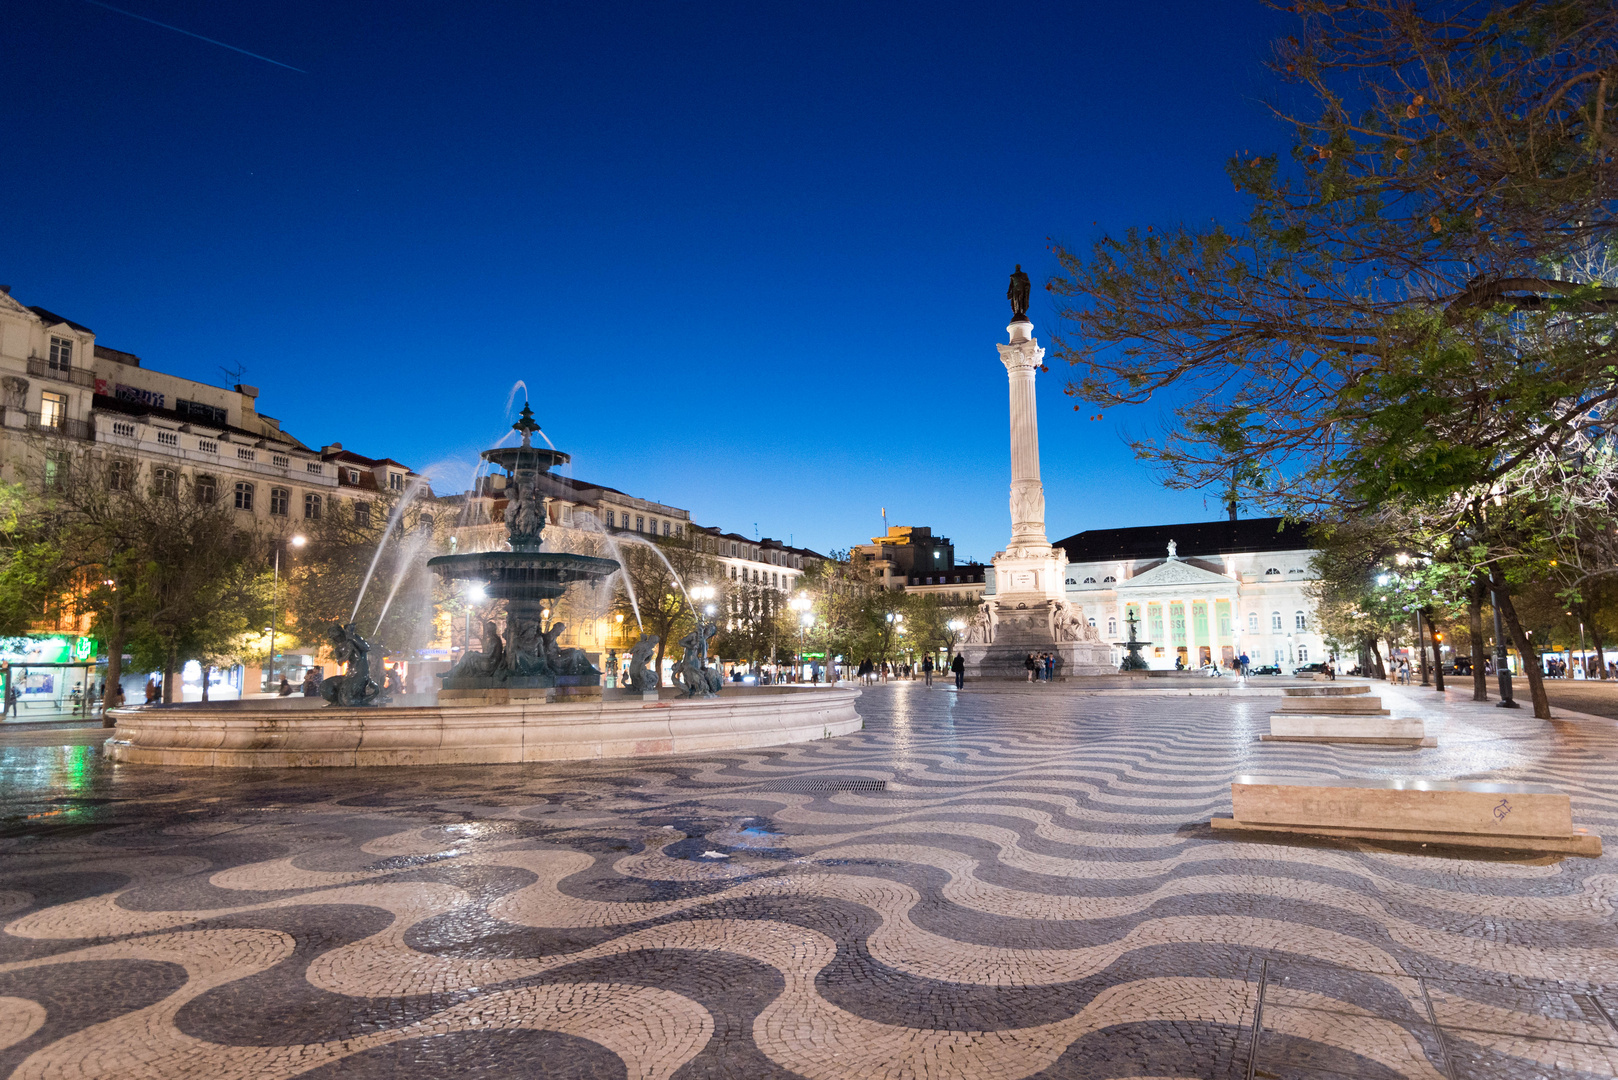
[513,402,541,449]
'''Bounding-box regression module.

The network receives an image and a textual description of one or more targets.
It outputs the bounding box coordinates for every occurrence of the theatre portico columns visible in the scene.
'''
[1110,550,1243,670]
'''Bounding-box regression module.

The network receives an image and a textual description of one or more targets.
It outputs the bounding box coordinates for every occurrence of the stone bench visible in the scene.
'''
[1264,714,1432,746]
[1275,696,1389,714]
[1284,685,1369,697]
[1211,775,1601,857]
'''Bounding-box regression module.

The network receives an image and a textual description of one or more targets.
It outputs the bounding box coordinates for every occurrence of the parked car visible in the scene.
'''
[1294,662,1330,674]
[1248,664,1281,675]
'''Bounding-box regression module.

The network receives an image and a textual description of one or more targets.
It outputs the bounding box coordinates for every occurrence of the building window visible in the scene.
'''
[43,449,69,492]
[730,566,738,580]
[1083,577,1095,583]
[389,473,403,491]
[1297,644,1309,662]
[1108,618,1117,636]
[1271,612,1283,632]
[354,502,371,528]
[1274,648,1284,664]
[48,336,73,373]
[1103,575,1116,582]
[347,469,360,484]
[107,459,133,491]
[772,572,779,588]
[40,391,68,429]
[1265,567,1280,575]
[152,468,177,499]
[305,493,322,519]
[270,487,289,516]
[157,430,179,447]
[636,515,644,532]
[674,524,682,538]
[196,474,218,505]
[1295,611,1307,631]
[233,482,254,511]
[662,520,670,536]
[1248,612,1258,632]
[603,509,614,527]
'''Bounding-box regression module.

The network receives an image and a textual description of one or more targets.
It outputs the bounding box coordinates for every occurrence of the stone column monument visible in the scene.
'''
[960,267,1113,679]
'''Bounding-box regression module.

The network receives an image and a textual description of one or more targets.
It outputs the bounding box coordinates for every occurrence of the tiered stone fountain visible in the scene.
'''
[105,404,863,767]
[428,404,618,705]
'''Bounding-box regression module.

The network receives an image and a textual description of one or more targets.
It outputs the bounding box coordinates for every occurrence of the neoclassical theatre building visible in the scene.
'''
[1045,517,1326,671]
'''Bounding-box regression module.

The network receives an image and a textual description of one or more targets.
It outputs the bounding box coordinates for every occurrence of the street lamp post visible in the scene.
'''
[789,594,812,682]
[1491,586,1518,707]
[267,534,306,691]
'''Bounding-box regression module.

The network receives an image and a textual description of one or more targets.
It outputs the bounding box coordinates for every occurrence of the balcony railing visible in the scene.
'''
[16,409,93,441]
[25,357,96,389]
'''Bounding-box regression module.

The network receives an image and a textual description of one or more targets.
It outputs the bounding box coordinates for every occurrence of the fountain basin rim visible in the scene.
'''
[427,551,620,577]
[482,445,570,471]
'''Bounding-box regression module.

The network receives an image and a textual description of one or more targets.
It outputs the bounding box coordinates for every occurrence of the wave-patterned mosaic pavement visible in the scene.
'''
[2,682,1617,1079]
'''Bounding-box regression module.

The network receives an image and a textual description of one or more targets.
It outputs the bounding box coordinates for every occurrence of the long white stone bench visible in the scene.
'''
[1211,775,1601,857]
[1265,686,1428,745]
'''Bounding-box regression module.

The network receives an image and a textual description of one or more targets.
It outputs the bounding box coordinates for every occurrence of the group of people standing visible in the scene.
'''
[853,654,966,689]
[1024,652,1057,681]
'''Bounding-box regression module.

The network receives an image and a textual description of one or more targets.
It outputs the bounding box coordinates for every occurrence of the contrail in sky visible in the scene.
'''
[79,0,306,72]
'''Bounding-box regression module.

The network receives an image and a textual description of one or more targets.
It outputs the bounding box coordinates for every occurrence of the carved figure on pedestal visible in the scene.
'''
[1007,265,1031,320]
[1052,603,1102,645]
[626,635,660,691]
[505,617,548,677]
[1009,483,1045,534]
[674,621,721,697]
[447,619,507,679]
[504,482,547,543]
[962,601,995,645]
[540,623,597,676]
[320,622,386,706]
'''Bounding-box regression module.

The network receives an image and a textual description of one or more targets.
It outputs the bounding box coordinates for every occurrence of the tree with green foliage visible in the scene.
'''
[1050,0,1618,717]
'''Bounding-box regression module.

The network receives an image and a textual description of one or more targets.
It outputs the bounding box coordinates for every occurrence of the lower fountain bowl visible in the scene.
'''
[104,686,863,767]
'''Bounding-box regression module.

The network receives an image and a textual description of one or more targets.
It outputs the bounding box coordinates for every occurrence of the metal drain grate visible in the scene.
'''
[767,778,888,794]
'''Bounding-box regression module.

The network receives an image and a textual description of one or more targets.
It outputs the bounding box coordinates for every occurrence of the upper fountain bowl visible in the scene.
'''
[482,444,569,473]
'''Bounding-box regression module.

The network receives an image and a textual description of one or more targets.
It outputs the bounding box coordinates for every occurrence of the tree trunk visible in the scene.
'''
[163,641,178,704]
[1426,609,1446,692]
[1468,583,1488,701]
[1368,637,1386,679]
[1415,613,1429,684]
[653,639,665,688]
[1490,571,1550,719]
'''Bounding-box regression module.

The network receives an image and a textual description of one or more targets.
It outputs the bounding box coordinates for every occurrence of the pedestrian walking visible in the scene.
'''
[1044,653,1056,680]
[1024,653,1038,682]
[144,677,160,704]
[1238,652,1249,676]
[3,678,17,718]
[922,654,934,686]
[951,652,965,690]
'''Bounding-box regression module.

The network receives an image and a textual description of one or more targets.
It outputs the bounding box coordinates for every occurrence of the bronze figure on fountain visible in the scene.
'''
[428,403,620,700]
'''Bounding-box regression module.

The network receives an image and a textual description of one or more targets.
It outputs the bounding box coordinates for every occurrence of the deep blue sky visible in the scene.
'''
[3,1,1292,561]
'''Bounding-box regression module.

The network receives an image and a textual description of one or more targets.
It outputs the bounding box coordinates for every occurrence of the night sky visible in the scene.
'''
[3,1,1291,561]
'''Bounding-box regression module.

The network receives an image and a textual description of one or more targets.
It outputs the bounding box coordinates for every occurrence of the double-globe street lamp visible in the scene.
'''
[266,534,306,691]
[790,594,813,682]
